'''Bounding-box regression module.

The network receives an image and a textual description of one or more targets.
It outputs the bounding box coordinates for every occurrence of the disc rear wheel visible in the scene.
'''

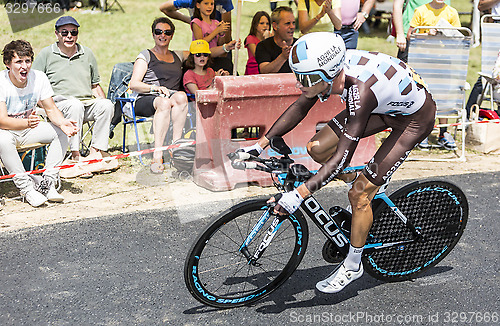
[363,180,468,281]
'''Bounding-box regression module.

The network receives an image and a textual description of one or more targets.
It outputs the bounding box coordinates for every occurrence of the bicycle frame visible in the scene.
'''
[238,165,423,264]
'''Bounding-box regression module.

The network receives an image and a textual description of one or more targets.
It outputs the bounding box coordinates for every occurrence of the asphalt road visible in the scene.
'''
[0,172,499,326]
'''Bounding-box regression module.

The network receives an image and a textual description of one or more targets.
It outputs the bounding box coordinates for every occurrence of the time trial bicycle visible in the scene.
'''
[184,137,468,308]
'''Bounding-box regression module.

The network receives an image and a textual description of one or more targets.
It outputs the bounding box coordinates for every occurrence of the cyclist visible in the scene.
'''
[238,32,436,294]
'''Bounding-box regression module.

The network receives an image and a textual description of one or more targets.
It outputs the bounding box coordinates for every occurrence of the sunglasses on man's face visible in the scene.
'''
[154,29,173,36]
[294,72,323,88]
[59,30,78,37]
[194,53,210,58]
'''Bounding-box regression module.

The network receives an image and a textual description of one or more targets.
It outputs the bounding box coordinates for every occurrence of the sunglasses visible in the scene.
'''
[154,29,173,36]
[194,53,210,58]
[58,30,78,37]
[294,72,323,88]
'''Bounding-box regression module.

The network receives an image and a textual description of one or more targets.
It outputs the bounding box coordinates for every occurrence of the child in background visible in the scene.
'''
[244,11,272,75]
[191,0,228,48]
[191,0,240,73]
[408,0,460,150]
[183,40,229,94]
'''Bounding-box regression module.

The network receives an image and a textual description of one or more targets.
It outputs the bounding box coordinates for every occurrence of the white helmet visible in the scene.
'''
[289,32,346,86]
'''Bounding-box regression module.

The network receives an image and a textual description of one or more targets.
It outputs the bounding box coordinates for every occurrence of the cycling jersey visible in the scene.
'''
[265,50,436,188]
[343,50,428,116]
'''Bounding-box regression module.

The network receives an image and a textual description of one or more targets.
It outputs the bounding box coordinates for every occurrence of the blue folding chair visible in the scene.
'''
[116,97,153,165]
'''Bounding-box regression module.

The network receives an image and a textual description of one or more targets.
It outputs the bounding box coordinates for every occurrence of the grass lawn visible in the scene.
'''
[0,0,482,150]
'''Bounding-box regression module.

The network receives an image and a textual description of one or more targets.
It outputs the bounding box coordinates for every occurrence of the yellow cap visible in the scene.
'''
[189,40,211,54]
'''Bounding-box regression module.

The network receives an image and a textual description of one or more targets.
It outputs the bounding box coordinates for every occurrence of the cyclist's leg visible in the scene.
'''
[308,110,389,182]
[348,174,380,248]
[307,121,340,164]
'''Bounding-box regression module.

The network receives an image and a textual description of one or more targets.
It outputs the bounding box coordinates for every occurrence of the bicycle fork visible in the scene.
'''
[239,207,287,266]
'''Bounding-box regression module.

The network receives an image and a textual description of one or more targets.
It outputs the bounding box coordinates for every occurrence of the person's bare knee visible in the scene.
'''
[348,176,379,211]
[153,97,172,112]
[307,140,333,163]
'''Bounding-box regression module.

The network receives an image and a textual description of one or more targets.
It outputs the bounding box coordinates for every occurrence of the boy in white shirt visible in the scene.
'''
[0,40,77,207]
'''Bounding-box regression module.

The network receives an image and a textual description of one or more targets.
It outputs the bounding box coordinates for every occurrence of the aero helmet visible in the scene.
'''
[289,32,346,87]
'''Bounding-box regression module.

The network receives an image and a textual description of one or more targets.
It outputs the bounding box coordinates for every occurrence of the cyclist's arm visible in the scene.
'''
[302,84,377,195]
[266,93,318,137]
[250,94,317,150]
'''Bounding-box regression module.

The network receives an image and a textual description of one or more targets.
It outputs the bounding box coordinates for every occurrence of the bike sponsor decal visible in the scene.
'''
[192,264,267,304]
[192,266,217,301]
[303,197,348,247]
[241,210,271,249]
[367,245,448,276]
[288,215,304,246]
[252,217,282,260]
[407,186,460,205]
[215,289,267,304]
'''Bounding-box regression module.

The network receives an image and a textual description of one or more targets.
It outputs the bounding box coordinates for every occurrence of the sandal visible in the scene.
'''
[150,158,164,174]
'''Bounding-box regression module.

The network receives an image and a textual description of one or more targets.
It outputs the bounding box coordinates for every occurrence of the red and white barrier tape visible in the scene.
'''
[383,118,500,132]
[434,119,500,128]
[0,140,195,181]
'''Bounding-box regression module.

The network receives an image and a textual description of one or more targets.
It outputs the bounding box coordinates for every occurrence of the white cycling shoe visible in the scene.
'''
[316,262,363,294]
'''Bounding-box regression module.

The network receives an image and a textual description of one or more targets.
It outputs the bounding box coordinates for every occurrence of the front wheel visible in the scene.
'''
[363,180,468,282]
[184,199,309,308]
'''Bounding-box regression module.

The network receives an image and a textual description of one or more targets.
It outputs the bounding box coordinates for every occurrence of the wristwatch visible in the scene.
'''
[362,11,369,19]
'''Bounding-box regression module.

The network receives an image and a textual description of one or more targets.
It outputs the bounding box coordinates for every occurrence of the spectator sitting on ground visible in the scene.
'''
[408,0,460,151]
[183,40,229,94]
[0,40,78,207]
[129,17,189,174]
[255,6,297,74]
[244,11,272,75]
[190,0,240,73]
[297,0,341,35]
[32,16,116,179]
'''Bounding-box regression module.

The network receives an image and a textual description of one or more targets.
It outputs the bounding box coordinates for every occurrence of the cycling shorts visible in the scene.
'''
[327,90,436,186]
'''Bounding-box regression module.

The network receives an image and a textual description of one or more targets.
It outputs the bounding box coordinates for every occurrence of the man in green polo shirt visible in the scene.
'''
[33,16,116,178]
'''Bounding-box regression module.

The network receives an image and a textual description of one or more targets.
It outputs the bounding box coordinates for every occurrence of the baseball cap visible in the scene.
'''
[55,16,80,29]
[189,40,211,54]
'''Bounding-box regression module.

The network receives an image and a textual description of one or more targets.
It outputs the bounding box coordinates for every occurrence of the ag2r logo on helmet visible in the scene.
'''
[317,45,342,68]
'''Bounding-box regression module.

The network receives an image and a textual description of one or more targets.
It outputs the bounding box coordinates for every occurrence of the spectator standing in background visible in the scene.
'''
[255,6,297,74]
[392,0,451,63]
[297,0,342,35]
[335,0,376,49]
[159,0,233,45]
[245,11,272,75]
[190,0,240,73]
